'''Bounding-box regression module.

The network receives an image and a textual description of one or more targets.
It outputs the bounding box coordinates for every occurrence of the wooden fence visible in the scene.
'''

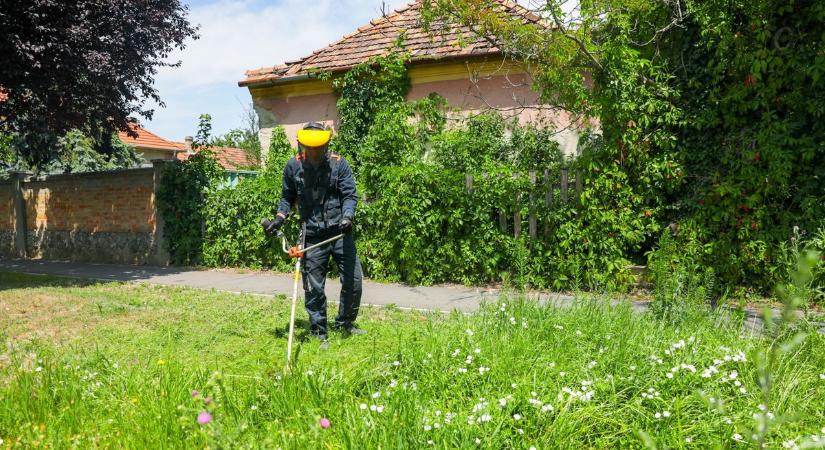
[464,168,583,239]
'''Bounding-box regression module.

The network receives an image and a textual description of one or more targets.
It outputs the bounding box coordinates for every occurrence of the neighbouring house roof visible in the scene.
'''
[239,0,544,87]
[176,146,258,171]
[117,124,185,152]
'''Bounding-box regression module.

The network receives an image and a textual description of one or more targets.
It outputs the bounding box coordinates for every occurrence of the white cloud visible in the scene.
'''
[156,0,411,89]
[145,0,410,138]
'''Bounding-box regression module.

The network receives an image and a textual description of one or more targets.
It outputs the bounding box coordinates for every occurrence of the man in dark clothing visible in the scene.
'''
[263,122,364,349]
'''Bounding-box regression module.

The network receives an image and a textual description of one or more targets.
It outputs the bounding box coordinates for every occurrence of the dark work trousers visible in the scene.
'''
[302,232,363,338]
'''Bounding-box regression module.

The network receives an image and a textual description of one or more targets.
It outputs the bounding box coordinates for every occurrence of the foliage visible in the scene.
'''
[2,275,825,448]
[157,150,223,265]
[422,0,825,296]
[43,131,143,174]
[2,130,142,175]
[0,0,198,166]
[328,44,411,167]
[647,231,715,320]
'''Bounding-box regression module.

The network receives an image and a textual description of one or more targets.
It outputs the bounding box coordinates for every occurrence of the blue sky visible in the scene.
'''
[143,0,412,142]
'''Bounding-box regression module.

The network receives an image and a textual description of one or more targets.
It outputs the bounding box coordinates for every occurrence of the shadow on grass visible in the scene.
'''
[270,318,313,343]
[0,272,99,291]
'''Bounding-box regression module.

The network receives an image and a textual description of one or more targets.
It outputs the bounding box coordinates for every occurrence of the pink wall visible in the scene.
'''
[257,71,583,155]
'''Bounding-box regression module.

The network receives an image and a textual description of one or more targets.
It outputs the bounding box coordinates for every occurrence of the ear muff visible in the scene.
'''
[297,129,331,148]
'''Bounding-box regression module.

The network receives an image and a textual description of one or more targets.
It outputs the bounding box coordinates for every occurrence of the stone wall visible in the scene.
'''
[0,164,169,265]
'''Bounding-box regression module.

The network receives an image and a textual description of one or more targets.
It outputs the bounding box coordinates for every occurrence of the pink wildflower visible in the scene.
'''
[197,411,212,425]
[319,417,331,429]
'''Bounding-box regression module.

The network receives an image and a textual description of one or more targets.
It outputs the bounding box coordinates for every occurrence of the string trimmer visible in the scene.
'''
[261,218,343,370]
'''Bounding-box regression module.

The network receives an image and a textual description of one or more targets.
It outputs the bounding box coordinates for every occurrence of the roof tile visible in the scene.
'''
[240,0,546,87]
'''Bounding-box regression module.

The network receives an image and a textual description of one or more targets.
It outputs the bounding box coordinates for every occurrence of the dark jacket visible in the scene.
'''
[277,153,357,236]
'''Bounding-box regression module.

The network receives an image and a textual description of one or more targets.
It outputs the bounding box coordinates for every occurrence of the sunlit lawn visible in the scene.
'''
[1,272,824,449]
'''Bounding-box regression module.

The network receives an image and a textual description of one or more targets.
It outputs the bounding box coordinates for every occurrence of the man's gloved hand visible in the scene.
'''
[340,217,353,234]
[261,216,284,236]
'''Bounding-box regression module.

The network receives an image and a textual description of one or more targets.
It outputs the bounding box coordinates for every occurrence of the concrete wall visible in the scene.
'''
[250,59,588,160]
[0,164,169,265]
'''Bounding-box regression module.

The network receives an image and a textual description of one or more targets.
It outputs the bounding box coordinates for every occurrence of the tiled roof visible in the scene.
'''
[177,146,258,171]
[117,124,185,152]
[240,0,544,87]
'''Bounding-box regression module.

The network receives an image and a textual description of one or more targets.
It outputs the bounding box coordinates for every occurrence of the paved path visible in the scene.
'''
[0,258,575,313]
[3,258,822,335]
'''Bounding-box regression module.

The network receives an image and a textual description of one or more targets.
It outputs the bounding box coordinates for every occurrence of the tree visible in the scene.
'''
[0,0,198,165]
[424,0,825,291]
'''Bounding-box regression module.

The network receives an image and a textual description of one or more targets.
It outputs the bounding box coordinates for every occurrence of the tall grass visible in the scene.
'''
[0,274,824,448]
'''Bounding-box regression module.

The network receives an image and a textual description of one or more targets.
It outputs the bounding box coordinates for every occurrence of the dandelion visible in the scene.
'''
[319,418,330,429]
[197,411,212,425]
[157,359,166,366]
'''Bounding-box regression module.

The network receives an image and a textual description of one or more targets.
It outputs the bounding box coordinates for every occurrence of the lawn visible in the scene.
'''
[1,272,824,449]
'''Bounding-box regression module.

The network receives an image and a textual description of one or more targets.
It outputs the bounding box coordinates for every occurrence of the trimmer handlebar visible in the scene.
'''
[260,217,343,259]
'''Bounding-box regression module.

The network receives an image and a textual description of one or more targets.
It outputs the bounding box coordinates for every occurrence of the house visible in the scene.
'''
[239,0,583,159]
[117,124,185,161]
[117,124,257,170]
[176,144,258,171]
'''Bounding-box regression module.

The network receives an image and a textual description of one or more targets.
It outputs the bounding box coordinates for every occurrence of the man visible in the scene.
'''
[263,122,365,349]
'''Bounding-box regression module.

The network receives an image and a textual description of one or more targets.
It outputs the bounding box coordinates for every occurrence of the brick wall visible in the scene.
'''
[0,166,169,265]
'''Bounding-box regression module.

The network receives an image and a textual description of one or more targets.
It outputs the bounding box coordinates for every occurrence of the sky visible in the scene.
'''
[143,0,412,142]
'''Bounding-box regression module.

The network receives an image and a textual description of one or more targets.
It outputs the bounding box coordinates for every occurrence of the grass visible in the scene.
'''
[1,272,824,449]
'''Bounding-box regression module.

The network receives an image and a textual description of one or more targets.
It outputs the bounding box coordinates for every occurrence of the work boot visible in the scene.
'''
[319,339,329,351]
[344,326,367,336]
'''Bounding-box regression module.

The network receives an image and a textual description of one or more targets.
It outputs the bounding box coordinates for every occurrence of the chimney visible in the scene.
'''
[184,136,193,153]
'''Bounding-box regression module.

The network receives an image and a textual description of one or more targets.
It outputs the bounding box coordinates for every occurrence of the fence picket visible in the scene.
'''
[528,170,537,239]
